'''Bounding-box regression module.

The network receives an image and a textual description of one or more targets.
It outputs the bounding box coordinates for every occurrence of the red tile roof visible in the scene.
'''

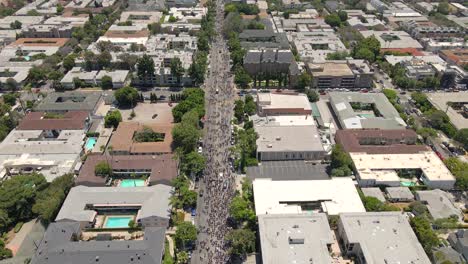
[381,48,425,56]
[17,111,89,130]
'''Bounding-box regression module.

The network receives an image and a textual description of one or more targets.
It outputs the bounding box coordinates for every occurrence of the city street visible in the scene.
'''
[191,0,236,262]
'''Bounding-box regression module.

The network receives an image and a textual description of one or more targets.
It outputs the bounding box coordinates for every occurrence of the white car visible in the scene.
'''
[198,146,203,153]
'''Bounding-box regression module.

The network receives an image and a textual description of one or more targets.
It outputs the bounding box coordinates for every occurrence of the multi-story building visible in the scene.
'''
[440,49,468,67]
[243,49,300,88]
[402,20,463,40]
[401,58,436,80]
[308,59,373,89]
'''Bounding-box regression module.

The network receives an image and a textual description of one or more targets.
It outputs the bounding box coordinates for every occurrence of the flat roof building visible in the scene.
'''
[440,49,468,67]
[109,122,173,155]
[338,212,431,264]
[253,177,366,216]
[289,31,347,62]
[308,59,374,89]
[30,222,165,264]
[56,185,172,228]
[361,187,386,202]
[255,125,325,161]
[247,160,329,181]
[257,92,312,116]
[36,91,103,114]
[360,30,423,49]
[385,187,414,202]
[258,214,334,264]
[351,151,456,190]
[0,129,84,182]
[329,92,406,130]
[76,154,178,186]
[416,190,461,219]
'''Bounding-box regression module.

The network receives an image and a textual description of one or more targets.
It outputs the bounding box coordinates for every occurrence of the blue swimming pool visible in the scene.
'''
[104,216,134,228]
[85,137,97,151]
[120,179,145,187]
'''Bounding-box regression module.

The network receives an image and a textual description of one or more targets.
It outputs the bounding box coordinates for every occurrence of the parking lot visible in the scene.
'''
[119,102,176,123]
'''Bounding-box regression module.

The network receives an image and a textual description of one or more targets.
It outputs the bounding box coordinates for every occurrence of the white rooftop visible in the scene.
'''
[253,177,366,216]
[257,93,312,112]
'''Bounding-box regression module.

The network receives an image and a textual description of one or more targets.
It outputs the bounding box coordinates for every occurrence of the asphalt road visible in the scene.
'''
[191,0,236,262]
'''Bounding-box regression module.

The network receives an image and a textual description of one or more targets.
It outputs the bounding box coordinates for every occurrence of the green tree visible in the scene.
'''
[409,201,428,216]
[63,55,75,71]
[229,196,255,224]
[95,162,112,176]
[2,93,16,106]
[56,3,64,13]
[172,88,204,122]
[330,144,353,176]
[355,48,375,62]
[101,75,113,89]
[5,78,17,91]
[26,9,40,16]
[234,67,252,89]
[97,51,112,70]
[297,72,312,90]
[226,228,256,257]
[27,66,48,86]
[338,10,348,22]
[174,222,197,250]
[176,251,189,264]
[170,58,184,84]
[10,20,21,29]
[410,215,439,255]
[306,90,319,102]
[234,99,245,122]
[172,123,201,153]
[325,13,341,27]
[244,95,256,115]
[137,54,155,85]
[104,110,122,128]
[437,1,450,15]
[32,174,73,223]
[115,86,139,107]
[444,158,468,190]
[454,129,468,150]
[182,151,206,176]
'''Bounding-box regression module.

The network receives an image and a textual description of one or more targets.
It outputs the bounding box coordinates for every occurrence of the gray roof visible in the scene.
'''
[244,50,295,64]
[361,187,386,202]
[386,187,414,201]
[36,91,102,113]
[55,185,173,222]
[329,92,406,130]
[258,214,334,264]
[339,212,431,263]
[247,161,329,181]
[433,247,465,264]
[256,125,325,153]
[30,222,165,264]
[416,190,461,219]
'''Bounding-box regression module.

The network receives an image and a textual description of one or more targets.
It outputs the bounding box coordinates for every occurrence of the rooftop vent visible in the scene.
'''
[289,236,305,245]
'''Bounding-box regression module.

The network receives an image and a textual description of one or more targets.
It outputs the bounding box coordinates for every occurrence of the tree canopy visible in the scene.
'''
[174,222,197,250]
[226,228,256,257]
[104,110,122,128]
[330,144,353,176]
[115,86,139,108]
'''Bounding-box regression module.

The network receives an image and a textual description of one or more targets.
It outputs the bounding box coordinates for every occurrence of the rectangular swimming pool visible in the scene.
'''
[85,137,97,151]
[120,179,145,187]
[103,216,134,228]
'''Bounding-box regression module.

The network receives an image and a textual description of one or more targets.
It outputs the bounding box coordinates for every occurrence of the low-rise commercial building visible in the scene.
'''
[329,92,406,130]
[360,30,423,50]
[257,92,312,116]
[258,214,334,264]
[308,59,373,89]
[253,177,366,216]
[416,190,461,219]
[56,185,172,228]
[338,212,431,263]
[36,91,103,114]
[109,122,173,155]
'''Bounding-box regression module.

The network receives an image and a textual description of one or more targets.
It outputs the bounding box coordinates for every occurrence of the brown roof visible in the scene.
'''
[76,153,178,186]
[381,48,424,56]
[110,122,173,154]
[11,38,70,47]
[17,111,89,130]
[104,29,150,38]
[440,49,468,66]
[335,129,428,154]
